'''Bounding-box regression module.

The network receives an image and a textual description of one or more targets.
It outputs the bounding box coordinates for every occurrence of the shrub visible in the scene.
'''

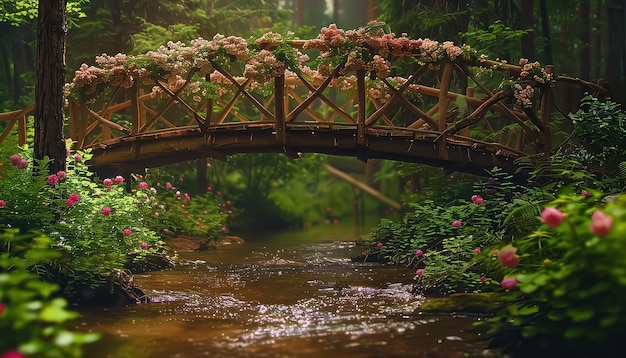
[475,193,626,356]
[0,146,169,299]
[132,168,233,238]
[362,167,550,294]
[0,230,99,357]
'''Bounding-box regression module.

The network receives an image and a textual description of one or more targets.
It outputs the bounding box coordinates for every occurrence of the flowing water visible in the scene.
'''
[76,224,495,358]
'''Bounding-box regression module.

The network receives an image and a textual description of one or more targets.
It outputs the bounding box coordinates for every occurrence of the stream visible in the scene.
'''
[76,223,496,357]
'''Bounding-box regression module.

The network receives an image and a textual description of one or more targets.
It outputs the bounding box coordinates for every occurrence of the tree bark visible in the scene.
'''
[580,0,591,80]
[539,0,553,65]
[35,0,67,174]
[520,0,536,60]
[606,0,626,102]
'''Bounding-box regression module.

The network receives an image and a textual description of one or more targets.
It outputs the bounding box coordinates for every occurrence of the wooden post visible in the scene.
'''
[205,74,213,126]
[356,69,367,146]
[437,63,453,159]
[275,74,287,144]
[131,82,140,136]
[18,113,27,146]
[77,101,88,149]
[539,65,553,153]
[462,87,473,137]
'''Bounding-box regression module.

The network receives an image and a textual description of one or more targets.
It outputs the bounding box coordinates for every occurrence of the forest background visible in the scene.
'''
[0,0,625,229]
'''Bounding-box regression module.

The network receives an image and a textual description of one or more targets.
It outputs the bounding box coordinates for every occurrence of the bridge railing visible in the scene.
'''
[2,28,611,170]
[63,40,561,161]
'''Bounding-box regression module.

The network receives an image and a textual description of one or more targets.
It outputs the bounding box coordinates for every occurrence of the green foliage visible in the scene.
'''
[462,21,532,59]
[0,0,88,26]
[364,167,550,294]
[132,168,232,238]
[0,145,169,298]
[569,95,626,178]
[474,194,626,356]
[0,230,100,357]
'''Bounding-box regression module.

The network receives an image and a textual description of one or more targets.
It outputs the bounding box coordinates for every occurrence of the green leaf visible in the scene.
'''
[40,299,79,323]
[566,307,594,322]
[520,283,538,294]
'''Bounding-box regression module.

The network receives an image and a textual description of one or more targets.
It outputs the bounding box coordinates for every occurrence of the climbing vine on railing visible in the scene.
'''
[65,22,554,108]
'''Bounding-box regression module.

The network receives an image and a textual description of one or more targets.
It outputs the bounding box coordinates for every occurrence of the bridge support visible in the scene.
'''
[275,75,287,145]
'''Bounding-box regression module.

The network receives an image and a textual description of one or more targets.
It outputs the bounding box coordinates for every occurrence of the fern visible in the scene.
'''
[503,202,542,236]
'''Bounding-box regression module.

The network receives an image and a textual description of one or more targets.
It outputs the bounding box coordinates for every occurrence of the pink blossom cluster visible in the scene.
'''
[47,171,67,186]
[244,49,286,84]
[303,23,422,78]
[8,155,28,169]
[365,77,420,103]
[65,193,80,207]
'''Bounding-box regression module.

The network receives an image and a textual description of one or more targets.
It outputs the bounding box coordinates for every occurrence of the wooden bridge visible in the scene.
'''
[0,35,610,178]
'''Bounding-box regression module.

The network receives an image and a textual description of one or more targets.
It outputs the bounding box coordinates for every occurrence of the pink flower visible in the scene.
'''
[452,220,462,227]
[73,154,82,162]
[207,186,212,191]
[415,269,424,276]
[0,200,5,208]
[415,249,424,256]
[540,207,563,228]
[56,171,66,180]
[139,182,148,190]
[166,182,173,190]
[163,229,169,234]
[590,211,613,237]
[498,246,519,268]
[114,175,124,184]
[17,159,28,169]
[473,247,481,255]
[101,207,111,216]
[123,229,132,237]
[9,154,21,166]
[377,242,383,247]
[500,277,518,290]
[479,276,487,283]
[471,195,484,205]
[140,242,148,250]
[184,193,190,201]
[0,302,4,315]
[103,178,113,186]
[1,350,25,358]
[221,226,227,232]
[581,190,592,198]
[47,174,59,186]
[65,193,80,207]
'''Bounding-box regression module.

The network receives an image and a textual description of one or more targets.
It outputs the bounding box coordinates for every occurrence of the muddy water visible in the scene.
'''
[76,224,494,358]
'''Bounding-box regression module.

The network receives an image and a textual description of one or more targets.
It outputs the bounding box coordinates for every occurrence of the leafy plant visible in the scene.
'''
[0,229,100,358]
[569,95,626,178]
[475,194,626,356]
[0,145,170,300]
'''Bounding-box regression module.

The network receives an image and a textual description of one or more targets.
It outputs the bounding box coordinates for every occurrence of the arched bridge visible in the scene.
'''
[0,35,609,178]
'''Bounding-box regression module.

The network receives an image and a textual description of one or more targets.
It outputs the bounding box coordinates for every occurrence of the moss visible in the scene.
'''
[418,292,499,315]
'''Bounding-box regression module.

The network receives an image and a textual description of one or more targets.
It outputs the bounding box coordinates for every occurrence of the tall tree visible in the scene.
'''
[606,0,626,102]
[34,0,67,173]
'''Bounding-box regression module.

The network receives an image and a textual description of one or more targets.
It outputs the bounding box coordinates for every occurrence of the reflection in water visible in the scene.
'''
[77,225,493,357]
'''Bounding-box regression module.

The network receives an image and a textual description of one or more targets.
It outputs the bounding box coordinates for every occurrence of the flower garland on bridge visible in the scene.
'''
[66,22,554,109]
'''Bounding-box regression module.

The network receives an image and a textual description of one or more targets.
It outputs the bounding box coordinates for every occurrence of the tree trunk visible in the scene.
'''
[580,0,591,80]
[520,0,536,60]
[539,0,553,65]
[606,0,626,103]
[35,0,67,174]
